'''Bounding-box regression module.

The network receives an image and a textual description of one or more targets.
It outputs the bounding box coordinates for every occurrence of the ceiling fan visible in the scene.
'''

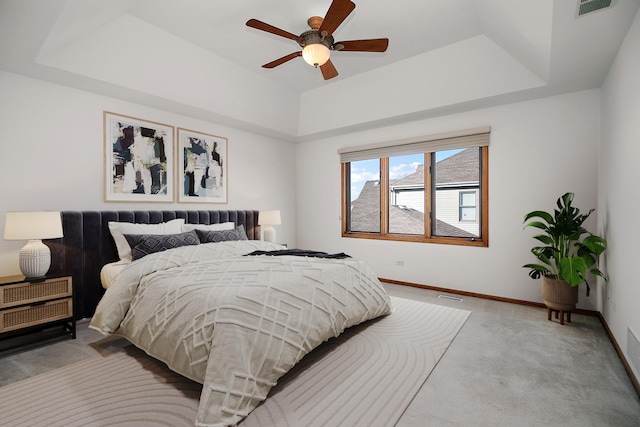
[246,0,389,80]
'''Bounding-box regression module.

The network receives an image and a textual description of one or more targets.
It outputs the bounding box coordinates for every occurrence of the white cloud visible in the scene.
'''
[350,166,379,200]
[390,161,420,180]
[351,168,379,184]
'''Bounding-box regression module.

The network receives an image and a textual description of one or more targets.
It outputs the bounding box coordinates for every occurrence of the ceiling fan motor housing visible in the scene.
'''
[299,30,334,50]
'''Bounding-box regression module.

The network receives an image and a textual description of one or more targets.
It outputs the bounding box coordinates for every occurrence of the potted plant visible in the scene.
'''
[523,192,607,322]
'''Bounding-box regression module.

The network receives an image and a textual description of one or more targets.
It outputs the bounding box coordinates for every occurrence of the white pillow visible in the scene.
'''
[181,222,235,232]
[100,260,129,289]
[108,218,185,261]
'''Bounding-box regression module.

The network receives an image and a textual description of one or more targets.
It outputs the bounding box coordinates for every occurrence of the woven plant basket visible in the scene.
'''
[541,275,579,311]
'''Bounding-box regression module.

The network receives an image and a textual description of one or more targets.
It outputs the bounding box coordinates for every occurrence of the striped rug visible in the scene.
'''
[0,297,470,427]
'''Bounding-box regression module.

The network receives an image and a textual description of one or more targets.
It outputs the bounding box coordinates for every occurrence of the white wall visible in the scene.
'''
[600,7,640,379]
[0,71,297,275]
[298,35,545,137]
[296,89,601,310]
[35,13,301,139]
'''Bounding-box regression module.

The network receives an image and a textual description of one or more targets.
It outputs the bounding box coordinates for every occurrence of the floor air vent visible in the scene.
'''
[437,294,463,303]
[628,328,640,375]
[577,0,613,17]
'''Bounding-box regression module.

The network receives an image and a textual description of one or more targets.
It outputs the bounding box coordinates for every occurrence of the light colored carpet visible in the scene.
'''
[0,344,201,426]
[0,297,470,427]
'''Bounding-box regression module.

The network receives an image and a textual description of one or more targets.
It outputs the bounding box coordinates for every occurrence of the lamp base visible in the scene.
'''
[19,239,51,278]
[263,226,276,243]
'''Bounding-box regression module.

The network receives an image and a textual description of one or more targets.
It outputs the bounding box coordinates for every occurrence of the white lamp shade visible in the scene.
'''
[258,210,281,226]
[4,211,63,278]
[4,211,63,240]
[302,43,330,67]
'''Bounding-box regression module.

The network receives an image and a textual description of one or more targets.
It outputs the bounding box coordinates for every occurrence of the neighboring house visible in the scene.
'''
[390,164,426,212]
[351,149,480,237]
[433,148,480,236]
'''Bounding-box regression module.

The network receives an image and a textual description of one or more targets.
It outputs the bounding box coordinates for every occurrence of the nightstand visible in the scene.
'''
[0,274,75,343]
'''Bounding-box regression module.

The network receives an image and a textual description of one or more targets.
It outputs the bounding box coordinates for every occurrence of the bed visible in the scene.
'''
[45,210,392,427]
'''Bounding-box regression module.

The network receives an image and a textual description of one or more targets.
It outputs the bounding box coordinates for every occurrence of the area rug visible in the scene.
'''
[0,297,470,427]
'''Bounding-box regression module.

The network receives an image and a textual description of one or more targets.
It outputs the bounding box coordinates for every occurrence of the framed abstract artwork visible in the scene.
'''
[177,128,228,203]
[104,112,175,202]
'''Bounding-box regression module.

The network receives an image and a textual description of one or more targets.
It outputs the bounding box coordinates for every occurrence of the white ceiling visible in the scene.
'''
[0,0,638,141]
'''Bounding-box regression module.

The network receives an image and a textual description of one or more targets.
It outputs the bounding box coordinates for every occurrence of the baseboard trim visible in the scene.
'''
[597,312,640,398]
[379,277,640,398]
[378,277,600,315]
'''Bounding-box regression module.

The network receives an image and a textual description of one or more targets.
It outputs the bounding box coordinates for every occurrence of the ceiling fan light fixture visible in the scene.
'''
[302,43,330,67]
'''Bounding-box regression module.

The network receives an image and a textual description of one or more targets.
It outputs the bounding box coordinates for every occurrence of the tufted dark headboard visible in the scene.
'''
[44,210,260,320]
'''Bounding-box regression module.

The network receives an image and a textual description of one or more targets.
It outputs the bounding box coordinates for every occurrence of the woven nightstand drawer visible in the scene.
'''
[0,277,72,309]
[0,298,73,333]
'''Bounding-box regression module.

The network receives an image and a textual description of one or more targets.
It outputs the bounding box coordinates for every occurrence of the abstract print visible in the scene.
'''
[178,128,227,203]
[105,112,174,202]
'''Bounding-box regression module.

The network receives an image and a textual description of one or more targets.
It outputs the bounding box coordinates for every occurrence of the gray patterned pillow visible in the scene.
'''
[195,225,248,243]
[124,230,200,260]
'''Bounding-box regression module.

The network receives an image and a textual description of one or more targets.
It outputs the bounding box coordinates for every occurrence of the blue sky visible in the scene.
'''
[350,149,463,200]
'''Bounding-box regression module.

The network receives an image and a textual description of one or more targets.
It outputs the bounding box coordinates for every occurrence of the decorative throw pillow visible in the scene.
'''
[196,225,248,243]
[108,219,185,261]
[124,230,200,260]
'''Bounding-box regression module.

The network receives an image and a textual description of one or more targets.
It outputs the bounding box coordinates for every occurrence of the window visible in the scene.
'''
[459,191,477,222]
[349,159,380,233]
[388,154,424,235]
[340,127,489,247]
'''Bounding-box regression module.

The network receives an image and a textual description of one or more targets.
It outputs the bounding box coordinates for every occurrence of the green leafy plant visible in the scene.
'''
[523,192,607,296]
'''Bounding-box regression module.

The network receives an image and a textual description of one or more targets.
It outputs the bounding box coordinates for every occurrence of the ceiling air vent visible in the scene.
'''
[577,0,613,17]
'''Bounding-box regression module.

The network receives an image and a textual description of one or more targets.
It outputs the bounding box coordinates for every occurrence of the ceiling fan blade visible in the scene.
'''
[320,59,339,80]
[246,19,301,43]
[334,38,389,52]
[262,52,302,69]
[318,0,356,37]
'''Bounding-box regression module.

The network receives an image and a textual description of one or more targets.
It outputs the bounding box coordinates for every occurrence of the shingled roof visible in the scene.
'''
[388,205,424,234]
[350,180,381,232]
[435,148,479,184]
[387,148,479,189]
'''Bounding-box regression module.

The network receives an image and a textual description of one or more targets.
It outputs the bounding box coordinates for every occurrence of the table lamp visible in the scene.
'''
[258,210,281,243]
[3,211,63,278]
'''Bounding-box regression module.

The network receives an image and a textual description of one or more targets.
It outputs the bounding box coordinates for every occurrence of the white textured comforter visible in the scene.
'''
[89,240,392,426]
